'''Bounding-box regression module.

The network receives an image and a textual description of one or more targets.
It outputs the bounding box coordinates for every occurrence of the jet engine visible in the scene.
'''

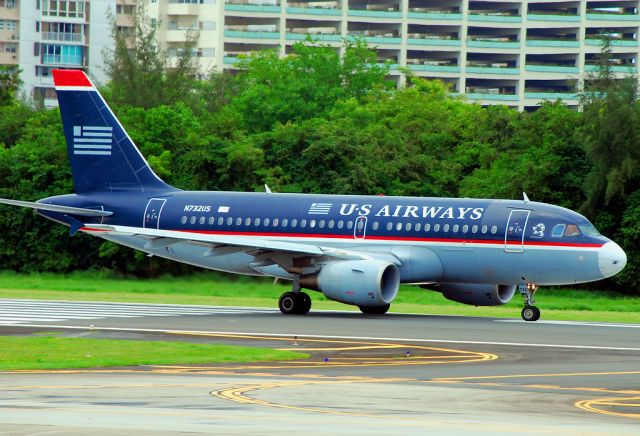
[300,260,400,307]
[440,283,516,306]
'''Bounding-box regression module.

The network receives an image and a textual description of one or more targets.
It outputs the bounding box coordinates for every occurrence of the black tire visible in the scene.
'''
[359,304,391,315]
[297,292,312,315]
[278,292,298,315]
[521,305,541,322]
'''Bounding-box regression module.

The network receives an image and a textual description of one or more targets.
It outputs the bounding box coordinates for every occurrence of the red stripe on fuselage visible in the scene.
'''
[175,229,603,248]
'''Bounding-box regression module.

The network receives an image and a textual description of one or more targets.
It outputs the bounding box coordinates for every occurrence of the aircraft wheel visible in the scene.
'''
[521,305,541,322]
[359,304,390,315]
[278,292,298,315]
[297,292,312,315]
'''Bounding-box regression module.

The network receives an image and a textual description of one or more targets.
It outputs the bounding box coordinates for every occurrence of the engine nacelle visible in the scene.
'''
[300,260,400,307]
[440,283,516,306]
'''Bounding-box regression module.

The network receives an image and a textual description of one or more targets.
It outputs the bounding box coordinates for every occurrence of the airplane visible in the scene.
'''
[0,69,627,321]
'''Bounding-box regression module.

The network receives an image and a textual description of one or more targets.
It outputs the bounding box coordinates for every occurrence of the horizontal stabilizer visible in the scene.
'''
[0,198,113,217]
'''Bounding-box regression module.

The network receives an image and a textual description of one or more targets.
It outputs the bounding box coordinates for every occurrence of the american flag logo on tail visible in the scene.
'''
[73,125,113,156]
[308,203,332,215]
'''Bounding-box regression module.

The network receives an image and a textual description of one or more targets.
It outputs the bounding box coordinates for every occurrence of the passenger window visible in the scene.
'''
[491,225,498,234]
[291,219,298,228]
[424,223,430,232]
[443,224,450,232]
[564,224,580,236]
[282,218,288,227]
[328,220,335,229]
[472,225,478,233]
[235,217,242,226]
[190,216,196,225]
[309,220,316,228]
[254,217,260,226]
[301,219,307,228]
[396,222,402,231]
[227,217,233,225]
[453,224,459,233]
[347,221,354,230]
[357,220,364,230]
[434,223,440,232]
[217,217,224,225]
[245,217,251,226]
[200,217,206,225]
[209,217,215,225]
[481,225,488,234]
[552,224,566,237]
[264,218,270,227]
[415,223,421,231]
[372,222,379,230]
[387,222,393,231]
[338,221,344,229]
[405,223,412,231]
[462,224,468,233]
[273,218,279,227]
[319,220,325,229]
[181,216,187,224]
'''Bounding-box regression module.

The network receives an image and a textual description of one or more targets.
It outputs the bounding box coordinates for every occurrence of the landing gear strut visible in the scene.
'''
[278,291,311,315]
[519,284,540,322]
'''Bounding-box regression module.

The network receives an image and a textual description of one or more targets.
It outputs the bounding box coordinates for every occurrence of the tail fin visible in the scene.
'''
[52,69,175,194]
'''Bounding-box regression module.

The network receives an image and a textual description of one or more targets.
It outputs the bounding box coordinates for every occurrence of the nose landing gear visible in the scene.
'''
[519,284,540,322]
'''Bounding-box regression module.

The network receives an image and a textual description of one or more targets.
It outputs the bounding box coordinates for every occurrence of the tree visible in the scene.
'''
[0,66,21,106]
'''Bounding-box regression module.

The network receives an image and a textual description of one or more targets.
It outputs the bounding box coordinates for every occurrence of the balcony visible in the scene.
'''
[41,54,84,66]
[166,3,199,16]
[527,13,580,22]
[525,64,579,74]
[41,32,83,43]
[224,29,280,39]
[468,14,521,23]
[464,92,519,101]
[286,6,340,16]
[585,38,639,47]
[406,35,461,46]
[467,38,520,49]
[586,12,639,22]
[526,39,579,48]
[407,63,460,73]
[225,4,281,13]
[407,9,462,20]
[584,64,637,74]
[466,66,520,75]
[348,9,402,19]
[286,32,341,42]
[524,92,578,100]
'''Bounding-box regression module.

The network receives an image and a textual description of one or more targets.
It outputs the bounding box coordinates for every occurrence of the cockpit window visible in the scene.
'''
[551,224,565,237]
[579,225,600,237]
[564,224,581,237]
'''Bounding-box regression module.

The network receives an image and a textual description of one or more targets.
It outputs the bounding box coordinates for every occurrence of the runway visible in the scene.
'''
[1,299,639,435]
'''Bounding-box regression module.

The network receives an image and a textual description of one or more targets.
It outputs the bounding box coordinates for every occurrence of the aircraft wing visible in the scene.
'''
[0,198,113,217]
[82,224,372,261]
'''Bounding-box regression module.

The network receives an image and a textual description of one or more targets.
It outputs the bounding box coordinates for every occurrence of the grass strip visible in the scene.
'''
[0,335,308,371]
[0,271,639,323]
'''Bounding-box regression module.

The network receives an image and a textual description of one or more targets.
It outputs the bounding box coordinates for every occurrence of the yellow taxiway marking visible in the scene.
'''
[430,370,640,421]
[575,396,640,420]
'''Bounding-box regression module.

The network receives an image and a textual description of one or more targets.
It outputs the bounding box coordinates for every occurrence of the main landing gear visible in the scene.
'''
[519,284,540,322]
[278,291,311,315]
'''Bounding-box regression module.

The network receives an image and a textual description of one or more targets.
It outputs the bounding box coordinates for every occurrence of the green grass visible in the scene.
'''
[1,271,639,323]
[0,335,308,370]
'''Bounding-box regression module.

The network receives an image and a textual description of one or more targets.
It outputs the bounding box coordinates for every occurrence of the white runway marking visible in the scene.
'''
[496,319,640,328]
[0,299,273,325]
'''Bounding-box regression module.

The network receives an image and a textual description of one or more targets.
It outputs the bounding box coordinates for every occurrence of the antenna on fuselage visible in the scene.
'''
[523,192,530,203]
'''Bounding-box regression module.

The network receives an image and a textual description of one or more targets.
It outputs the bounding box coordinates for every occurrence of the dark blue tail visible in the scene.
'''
[53,69,175,194]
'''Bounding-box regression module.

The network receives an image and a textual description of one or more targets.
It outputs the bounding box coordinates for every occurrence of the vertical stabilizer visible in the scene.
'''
[52,69,175,194]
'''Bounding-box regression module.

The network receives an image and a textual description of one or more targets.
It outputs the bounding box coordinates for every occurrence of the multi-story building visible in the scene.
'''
[0,0,134,107]
[152,0,640,111]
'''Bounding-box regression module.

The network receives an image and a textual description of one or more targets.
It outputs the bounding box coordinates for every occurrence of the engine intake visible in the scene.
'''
[440,283,516,306]
[300,260,400,307]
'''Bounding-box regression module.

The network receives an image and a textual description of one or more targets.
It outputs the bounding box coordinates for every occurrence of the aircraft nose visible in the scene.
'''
[598,241,627,278]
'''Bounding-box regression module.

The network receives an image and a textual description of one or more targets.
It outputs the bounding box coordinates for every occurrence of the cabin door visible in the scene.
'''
[505,209,530,253]
[143,198,166,229]
[354,216,367,239]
